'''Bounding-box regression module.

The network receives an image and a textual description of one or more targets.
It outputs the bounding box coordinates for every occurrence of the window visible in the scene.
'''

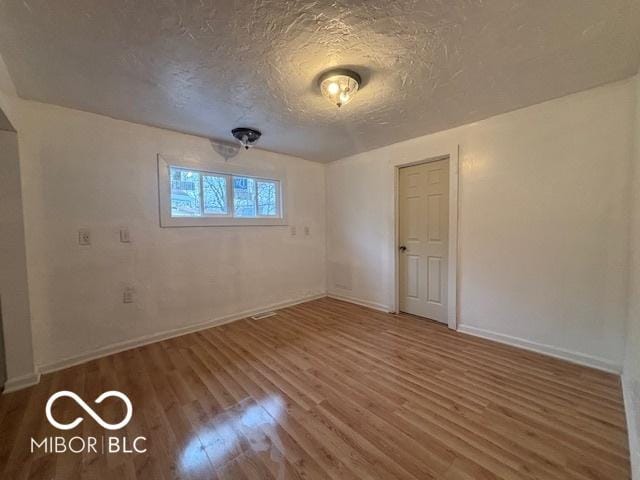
[257,180,278,216]
[233,176,256,217]
[170,167,281,219]
[203,174,228,215]
[159,156,285,227]
[170,168,202,216]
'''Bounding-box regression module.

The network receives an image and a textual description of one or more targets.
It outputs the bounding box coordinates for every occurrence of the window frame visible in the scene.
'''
[158,154,287,227]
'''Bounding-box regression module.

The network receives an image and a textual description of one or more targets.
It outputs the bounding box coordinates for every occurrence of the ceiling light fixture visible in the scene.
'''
[231,127,261,150]
[319,69,361,108]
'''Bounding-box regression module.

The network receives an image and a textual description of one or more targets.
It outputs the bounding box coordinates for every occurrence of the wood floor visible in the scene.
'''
[0,297,630,479]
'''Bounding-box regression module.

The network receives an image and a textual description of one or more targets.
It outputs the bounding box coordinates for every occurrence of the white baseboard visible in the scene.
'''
[623,374,640,480]
[37,292,327,376]
[3,371,41,394]
[327,292,391,313]
[457,324,621,374]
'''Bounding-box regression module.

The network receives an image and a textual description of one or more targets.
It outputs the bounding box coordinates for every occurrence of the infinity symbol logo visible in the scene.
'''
[45,390,133,431]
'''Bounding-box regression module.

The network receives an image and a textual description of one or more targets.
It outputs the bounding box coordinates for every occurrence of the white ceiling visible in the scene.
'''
[0,0,639,162]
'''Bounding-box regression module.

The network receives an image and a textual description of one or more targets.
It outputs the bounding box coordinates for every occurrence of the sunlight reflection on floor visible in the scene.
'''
[179,395,284,474]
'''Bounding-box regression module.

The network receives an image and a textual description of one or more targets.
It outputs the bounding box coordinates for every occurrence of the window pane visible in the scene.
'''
[170,167,201,217]
[203,175,228,215]
[233,176,256,217]
[257,180,278,216]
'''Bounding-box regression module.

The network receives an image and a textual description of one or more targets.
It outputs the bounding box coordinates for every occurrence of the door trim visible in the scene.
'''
[393,149,460,330]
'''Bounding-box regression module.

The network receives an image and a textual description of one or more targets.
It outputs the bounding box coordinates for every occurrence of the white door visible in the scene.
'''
[399,159,449,323]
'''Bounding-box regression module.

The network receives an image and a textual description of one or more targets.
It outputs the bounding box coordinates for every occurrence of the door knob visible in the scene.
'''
[399,245,407,252]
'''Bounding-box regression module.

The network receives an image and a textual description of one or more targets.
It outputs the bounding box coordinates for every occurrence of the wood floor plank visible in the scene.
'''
[0,297,631,479]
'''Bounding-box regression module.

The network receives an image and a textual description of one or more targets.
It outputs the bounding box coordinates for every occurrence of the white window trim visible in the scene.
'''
[158,154,288,227]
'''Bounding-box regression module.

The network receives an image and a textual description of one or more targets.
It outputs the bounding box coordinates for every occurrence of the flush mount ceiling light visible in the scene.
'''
[231,127,262,150]
[319,69,361,108]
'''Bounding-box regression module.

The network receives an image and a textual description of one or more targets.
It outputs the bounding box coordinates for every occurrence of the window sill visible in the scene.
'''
[160,216,288,228]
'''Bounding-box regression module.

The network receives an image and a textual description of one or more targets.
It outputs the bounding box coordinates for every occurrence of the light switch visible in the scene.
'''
[120,227,131,243]
[290,226,297,236]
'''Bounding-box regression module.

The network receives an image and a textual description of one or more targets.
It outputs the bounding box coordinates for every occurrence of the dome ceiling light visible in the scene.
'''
[231,127,262,150]
[319,69,361,108]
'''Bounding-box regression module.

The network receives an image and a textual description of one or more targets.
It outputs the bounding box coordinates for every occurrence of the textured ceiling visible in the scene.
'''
[0,0,639,161]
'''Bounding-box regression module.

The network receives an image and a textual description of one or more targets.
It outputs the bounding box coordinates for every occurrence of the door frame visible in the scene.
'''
[393,148,460,330]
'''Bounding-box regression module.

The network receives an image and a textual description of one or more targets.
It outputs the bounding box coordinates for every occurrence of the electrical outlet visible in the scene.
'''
[290,226,297,236]
[304,226,310,236]
[123,287,135,304]
[78,229,91,246]
[119,227,131,243]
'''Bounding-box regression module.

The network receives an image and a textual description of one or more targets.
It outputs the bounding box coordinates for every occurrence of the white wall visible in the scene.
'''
[0,129,36,387]
[8,99,326,370]
[624,74,640,479]
[0,56,37,390]
[327,79,634,371]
